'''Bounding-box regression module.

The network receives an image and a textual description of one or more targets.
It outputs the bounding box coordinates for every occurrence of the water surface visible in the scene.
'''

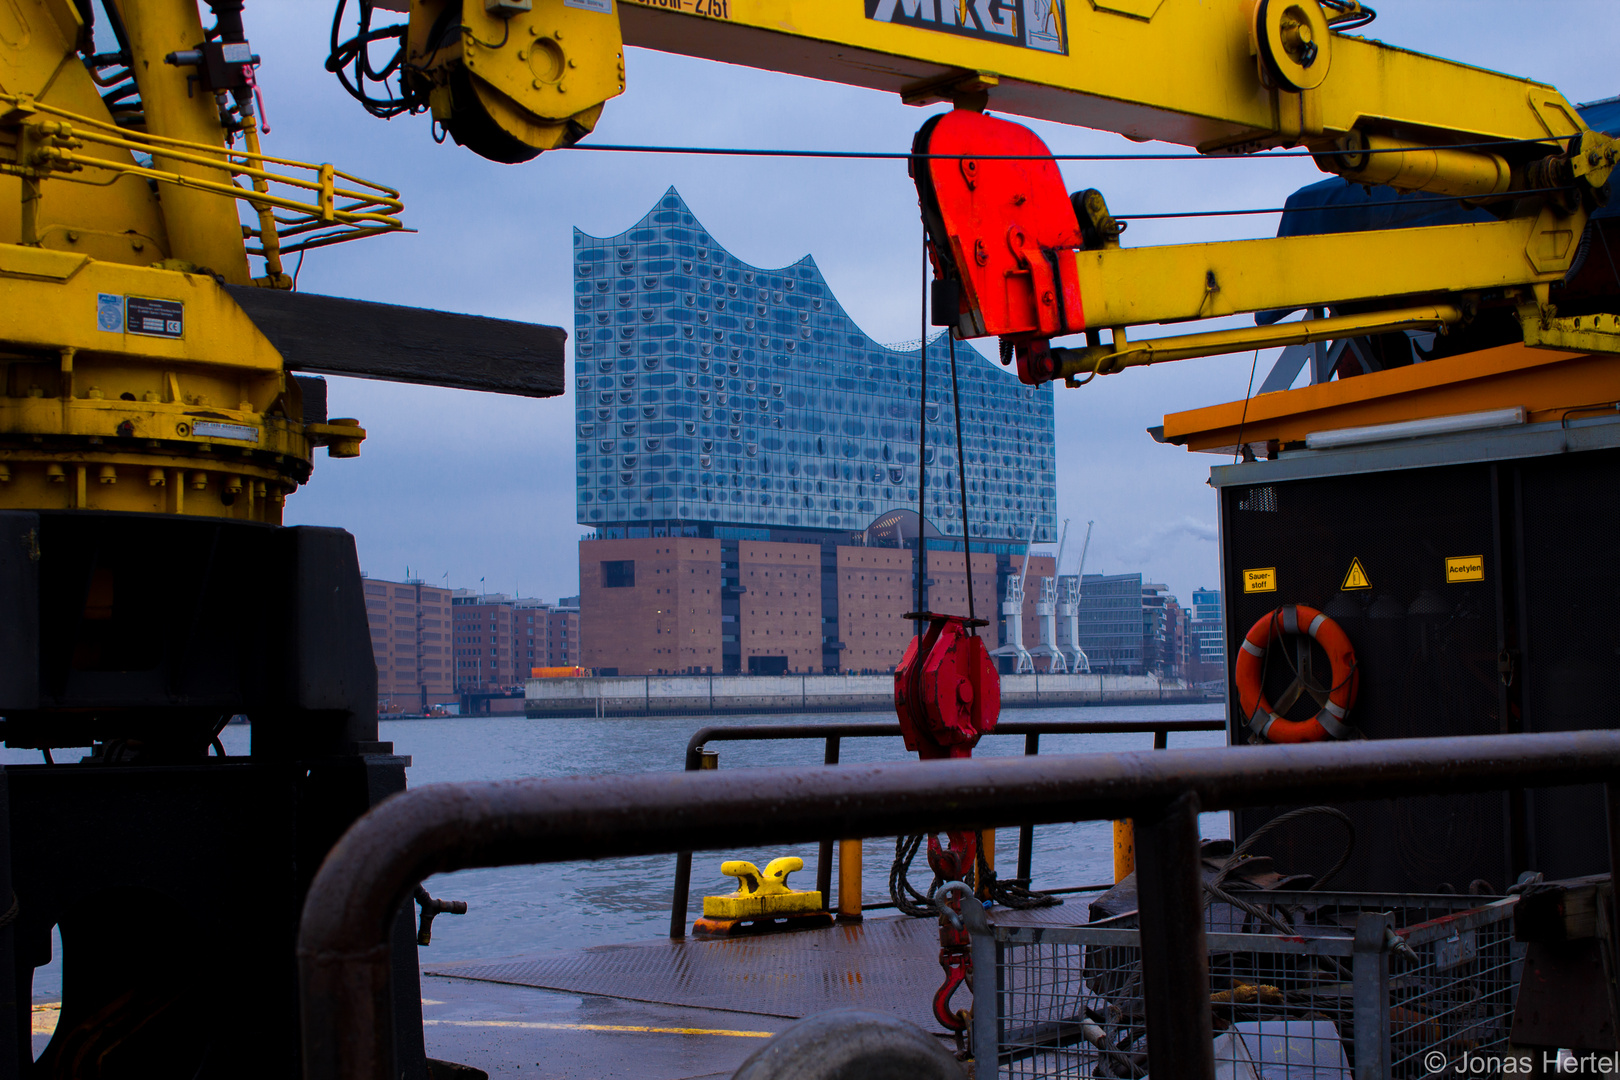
[6,703,1228,996]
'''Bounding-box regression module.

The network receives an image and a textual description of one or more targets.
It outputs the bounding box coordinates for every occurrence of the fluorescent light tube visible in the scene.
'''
[1305,407,1527,451]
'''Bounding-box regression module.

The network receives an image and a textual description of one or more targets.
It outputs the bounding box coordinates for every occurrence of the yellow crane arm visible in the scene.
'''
[614,0,1584,152]
[423,0,1598,189]
[407,1,1616,380]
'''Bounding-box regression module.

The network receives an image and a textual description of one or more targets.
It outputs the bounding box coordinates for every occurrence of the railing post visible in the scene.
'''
[669,743,717,938]
[1351,912,1393,1080]
[1154,727,1169,750]
[669,854,692,940]
[1133,791,1213,1080]
[1017,732,1039,886]
[961,899,999,1080]
[816,736,841,905]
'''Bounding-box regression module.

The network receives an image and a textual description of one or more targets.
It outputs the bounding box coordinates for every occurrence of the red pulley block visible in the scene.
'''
[912,108,1085,356]
[893,612,1000,761]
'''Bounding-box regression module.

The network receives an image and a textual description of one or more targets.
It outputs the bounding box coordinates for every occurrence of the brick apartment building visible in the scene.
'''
[579,529,1059,676]
[451,592,580,692]
[362,576,454,712]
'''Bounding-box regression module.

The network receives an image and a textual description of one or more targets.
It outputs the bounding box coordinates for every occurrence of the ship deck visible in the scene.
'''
[418,905,1083,1078]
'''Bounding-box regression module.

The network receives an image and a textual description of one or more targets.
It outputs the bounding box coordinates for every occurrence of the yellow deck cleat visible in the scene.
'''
[701,857,823,920]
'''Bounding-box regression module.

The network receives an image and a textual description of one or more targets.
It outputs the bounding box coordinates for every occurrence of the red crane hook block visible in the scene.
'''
[893,612,1000,761]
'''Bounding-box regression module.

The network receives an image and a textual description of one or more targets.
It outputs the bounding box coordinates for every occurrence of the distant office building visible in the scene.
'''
[1189,586,1225,672]
[362,575,454,712]
[1076,573,1146,674]
[1142,582,1174,675]
[451,591,580,692]
[1164,596,1190,679]
[1076,574,1195,677]
[572,189,1058,675]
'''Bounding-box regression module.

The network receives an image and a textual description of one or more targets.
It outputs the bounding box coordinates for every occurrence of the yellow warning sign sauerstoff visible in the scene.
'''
[1446,555,1485,583]
[1341,557,1371,591]
[1243,567,1277,593]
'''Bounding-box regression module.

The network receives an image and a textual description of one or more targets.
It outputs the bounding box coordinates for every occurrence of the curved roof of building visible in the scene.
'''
[573,188,1056,542]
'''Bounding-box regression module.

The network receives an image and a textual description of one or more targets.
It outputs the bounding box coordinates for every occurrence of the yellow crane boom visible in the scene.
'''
[402,0,1616,386]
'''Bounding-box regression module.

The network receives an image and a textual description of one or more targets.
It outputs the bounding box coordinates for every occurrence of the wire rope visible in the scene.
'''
[914,221,929,621]
[890,214,1059,916]
[560,136,1566,162]
[1232,349,1261,464]
[946,334,975,624]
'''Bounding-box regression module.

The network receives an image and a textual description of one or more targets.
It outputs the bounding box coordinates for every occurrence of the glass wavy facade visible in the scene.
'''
[574,188,1056,543]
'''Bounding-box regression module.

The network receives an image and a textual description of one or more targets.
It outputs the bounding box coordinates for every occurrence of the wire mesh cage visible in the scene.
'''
[969,892,1522,1080]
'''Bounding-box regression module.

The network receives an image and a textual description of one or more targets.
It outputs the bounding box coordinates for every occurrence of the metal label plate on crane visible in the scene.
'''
[96,294,123,333]
[866,0,1068,55]
[124,297,184,339]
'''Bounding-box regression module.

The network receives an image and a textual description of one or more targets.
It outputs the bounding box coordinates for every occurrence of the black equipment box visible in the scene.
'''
[0,511,426,1079]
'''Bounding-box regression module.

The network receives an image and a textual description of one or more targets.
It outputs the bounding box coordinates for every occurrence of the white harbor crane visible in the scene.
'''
[1056,520,1094,675]
[990,520,1036,674]
[1029,519,1070,674]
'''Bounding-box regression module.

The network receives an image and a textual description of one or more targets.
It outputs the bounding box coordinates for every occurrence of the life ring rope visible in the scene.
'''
[1235,604,1359,744]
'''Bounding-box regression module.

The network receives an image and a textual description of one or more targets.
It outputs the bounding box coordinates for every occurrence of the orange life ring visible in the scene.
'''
[1235,605,1359,743]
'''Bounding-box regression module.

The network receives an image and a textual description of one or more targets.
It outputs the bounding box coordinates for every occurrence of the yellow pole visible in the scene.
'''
[111,0,250,283]
[836,839,861,922]
[242,125,286,286]
[1113,820,1135,881]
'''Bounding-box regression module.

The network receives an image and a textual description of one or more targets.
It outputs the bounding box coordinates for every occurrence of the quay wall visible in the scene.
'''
[524,673,1212,718]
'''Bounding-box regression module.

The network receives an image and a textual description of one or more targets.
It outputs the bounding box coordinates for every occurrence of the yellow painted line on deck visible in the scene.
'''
[423,1019,774,1038]
[30,1002,773,1041]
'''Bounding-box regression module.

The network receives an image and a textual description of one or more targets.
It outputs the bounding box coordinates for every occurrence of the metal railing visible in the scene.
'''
[296,729,1620,1080]
[0,91,403,265]
[668,718,1227,937]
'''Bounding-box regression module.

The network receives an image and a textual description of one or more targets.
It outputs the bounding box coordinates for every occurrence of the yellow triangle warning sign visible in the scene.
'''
[1342,557,1371,591]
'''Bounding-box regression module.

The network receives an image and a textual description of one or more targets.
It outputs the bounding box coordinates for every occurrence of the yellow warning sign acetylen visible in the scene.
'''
[1243,567,1276,594]
[1341,557,1371,591]
[1446,555,1485,583]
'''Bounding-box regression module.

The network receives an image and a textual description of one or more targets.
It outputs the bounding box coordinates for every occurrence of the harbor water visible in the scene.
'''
[8,704,1226,998]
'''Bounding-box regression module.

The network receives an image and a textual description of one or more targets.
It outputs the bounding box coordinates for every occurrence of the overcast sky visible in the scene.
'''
[251,2,1616,606]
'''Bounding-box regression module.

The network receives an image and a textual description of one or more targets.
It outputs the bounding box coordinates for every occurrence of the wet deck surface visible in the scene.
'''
[26,906,1085,1077]
[421,906,1083,1078]
[420,975,789,1078]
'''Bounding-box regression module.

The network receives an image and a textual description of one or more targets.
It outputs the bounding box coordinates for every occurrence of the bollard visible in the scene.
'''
[1113,819,1135,881]
[837,839,862,922]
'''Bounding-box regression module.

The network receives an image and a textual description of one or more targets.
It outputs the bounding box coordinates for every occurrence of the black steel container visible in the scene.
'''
[1214,413,1620,892]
